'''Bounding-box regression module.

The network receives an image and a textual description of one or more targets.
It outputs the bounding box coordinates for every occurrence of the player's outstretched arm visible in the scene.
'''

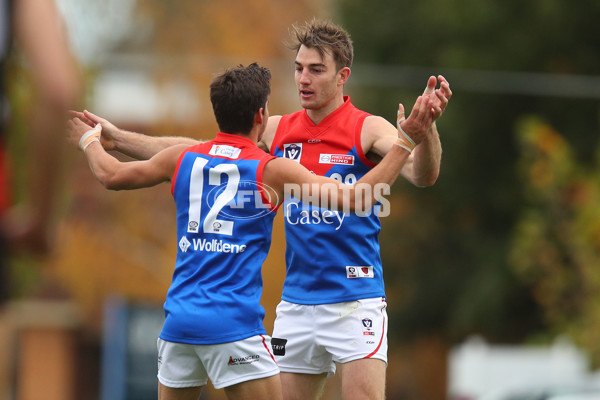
[404,74,451,185]
[265,139,410,213]
[363,76,451,188]
[264,97,433,211]
[67,118,188,190]
[69,110,200,160]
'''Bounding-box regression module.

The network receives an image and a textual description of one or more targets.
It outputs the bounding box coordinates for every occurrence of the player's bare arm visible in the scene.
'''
[263,146,406,212]
[363,113,442,188]
[264,100,431,209]
[361,98,441,187]
[67,117,189,190]
[69,110,200,160]
[362,76,451,187]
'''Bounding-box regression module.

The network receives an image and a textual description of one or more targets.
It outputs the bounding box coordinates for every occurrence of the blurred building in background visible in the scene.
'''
[449,336,600,400]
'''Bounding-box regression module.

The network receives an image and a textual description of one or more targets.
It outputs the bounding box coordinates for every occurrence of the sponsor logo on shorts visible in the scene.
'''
[227,354,260,366]
[271,338,287,356]
[319,153,355,165]
[283,143,303,162]
[209,144,242,159]
[346,266,374,278]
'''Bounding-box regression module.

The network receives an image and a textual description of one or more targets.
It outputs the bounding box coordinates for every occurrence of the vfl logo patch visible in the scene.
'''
[271,338,288,356]
[283,143,303,163]
[362,318,375,336]
[346,266,374,279]
[209,144,241,159]
[319,154,355,165]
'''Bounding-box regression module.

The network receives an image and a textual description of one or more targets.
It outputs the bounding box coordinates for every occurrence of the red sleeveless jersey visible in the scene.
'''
[270,97,386,305]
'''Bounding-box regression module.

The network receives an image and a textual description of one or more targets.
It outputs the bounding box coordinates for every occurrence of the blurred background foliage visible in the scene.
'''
[336,0,600,360]
[3,0,600,397]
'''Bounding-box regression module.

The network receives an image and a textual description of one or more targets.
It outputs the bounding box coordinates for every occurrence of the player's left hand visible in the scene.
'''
[68,110,120,151]
[423,75,452,121]
[398,95,435,146]
[66,118,101,151]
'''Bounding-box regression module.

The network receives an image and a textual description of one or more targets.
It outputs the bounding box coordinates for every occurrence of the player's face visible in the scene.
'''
[294,45,341,112]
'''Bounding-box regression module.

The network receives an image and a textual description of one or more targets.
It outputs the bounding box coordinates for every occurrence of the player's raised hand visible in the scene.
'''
[66,117,101,151]
[422,75,452,121]
[68,110,119,151]
[68,110,94,126]
[397,95,434,151]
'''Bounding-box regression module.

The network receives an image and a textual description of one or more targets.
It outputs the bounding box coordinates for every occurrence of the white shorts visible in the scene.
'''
[157,335,279,389]
[271,297,388,376]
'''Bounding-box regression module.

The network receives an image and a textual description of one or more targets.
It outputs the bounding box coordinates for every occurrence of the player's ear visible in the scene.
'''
[255,108,265,125]
[338,67,351,86]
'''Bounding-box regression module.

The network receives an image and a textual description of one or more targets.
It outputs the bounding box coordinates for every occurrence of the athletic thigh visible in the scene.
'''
[224,373,282,400]
[337,358,387,400]
[280,371,327,400]
[158,381,203,400]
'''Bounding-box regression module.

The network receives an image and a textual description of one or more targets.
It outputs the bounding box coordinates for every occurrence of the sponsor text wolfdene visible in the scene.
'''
[182,237,246,254]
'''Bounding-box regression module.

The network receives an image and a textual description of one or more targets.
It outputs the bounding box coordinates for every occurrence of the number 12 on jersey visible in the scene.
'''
[187,157,240,236]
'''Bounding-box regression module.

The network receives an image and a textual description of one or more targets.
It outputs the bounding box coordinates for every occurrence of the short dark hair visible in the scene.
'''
[210,63,271,134]
[288,19,353,71]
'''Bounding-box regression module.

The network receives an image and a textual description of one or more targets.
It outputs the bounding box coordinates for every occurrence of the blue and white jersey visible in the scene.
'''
[160,132,277,345]
[271,97,386,305]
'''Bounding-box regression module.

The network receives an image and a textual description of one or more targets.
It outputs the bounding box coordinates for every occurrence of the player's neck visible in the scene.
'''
[225,130,258,143]
[246,127,260,143]
[305,93,345,125]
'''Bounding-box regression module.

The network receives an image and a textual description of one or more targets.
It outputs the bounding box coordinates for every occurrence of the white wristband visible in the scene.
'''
[394,140,414,153]
[397,122,416,150]
[82,137,100,151]
[79,124,102,150]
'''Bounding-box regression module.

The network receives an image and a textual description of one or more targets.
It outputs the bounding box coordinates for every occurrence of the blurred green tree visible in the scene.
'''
[511,117,600,365]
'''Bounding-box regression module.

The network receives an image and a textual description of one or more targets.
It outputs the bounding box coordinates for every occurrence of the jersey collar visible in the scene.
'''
[214,131,256,147]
